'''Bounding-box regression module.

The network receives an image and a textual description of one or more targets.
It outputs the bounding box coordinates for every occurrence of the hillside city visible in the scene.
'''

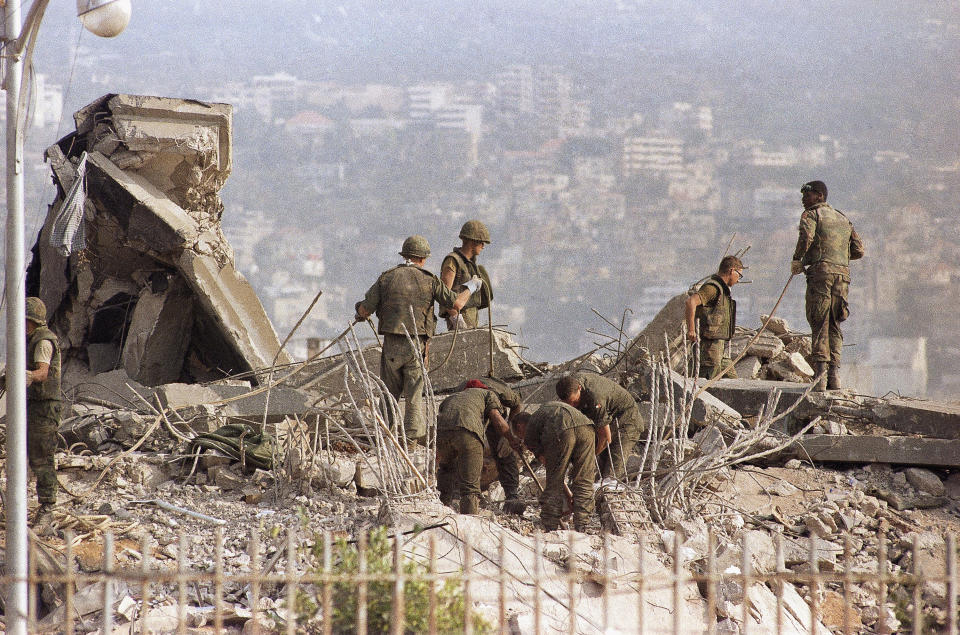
[5,2,960,399]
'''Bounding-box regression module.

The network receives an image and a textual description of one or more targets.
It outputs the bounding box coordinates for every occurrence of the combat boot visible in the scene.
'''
[459,494,480,515]
[827,364,841,390]
[812,362,828,392]
[503,497,527,515]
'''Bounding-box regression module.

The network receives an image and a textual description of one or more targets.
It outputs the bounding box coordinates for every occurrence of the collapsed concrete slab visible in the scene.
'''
[294,327,525,396]
[789,434,960,468]
[29,94,290,389]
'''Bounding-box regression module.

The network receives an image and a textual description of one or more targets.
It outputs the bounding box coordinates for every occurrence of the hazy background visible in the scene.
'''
[4,0,958,396]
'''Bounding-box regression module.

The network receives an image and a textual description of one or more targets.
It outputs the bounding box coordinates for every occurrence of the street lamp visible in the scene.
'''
[3,2,130,632]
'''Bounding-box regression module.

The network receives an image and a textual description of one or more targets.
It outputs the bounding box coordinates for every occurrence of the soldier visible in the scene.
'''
[523,376,611,532]
[436,385,523,515]
[461,377,526,513]
[685,255,744,380]
[440,220,492,330]
[566,371,646,483]
[791,180,864,391]
[355,235,482,443]
[24,298,62,523]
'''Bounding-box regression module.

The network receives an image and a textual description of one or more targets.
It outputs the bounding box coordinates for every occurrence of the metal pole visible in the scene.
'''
[4,0,29,630]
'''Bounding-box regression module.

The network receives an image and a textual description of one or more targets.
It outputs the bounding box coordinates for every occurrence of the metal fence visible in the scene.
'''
[8,527,959,634]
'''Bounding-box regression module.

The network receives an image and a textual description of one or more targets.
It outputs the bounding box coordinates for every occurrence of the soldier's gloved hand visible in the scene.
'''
[464,275,483,294]
[790,260,804,275]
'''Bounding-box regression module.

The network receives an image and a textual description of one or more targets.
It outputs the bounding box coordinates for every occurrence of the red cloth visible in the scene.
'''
[464,379,489,390]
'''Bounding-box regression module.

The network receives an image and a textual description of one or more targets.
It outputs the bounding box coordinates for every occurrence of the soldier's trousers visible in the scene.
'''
[805,273,849,364]
[598,405,647,481]
[380,334,427,441]
[27,400,61,505]
[699,338,737,380]
[436,428,484,514]
[486,424,520,496]
[540,424,596,530]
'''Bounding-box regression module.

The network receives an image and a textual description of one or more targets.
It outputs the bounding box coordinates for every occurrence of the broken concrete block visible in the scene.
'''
[791,435,960,468]
[121,278,194,386]
[904,467,945,496]
[730,330,785,359]
[209,465,244,491]
[87,342,122,374]
[733,355,761,380]
[760,314,790,336]
[428,328,525,391]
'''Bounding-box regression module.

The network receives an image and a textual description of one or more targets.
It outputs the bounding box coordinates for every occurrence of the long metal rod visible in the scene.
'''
[4,0,31,631]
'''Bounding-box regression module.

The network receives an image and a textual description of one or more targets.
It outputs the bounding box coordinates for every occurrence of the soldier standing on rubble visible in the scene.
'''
[524,376,611,532]
[17,298,62,524]
[791,180,864,391]
[436,384,523,515]
[567,371,646,483]
[440,220,492,330]
[355,235,481,444]
[685,255,744,380]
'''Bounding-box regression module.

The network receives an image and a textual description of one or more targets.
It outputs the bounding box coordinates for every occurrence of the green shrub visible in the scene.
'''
[296,526,492,634]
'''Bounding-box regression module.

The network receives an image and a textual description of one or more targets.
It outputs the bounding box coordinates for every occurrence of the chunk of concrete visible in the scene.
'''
[790,435,960,468]
[760,314,790,336]
[730,330,785,359]
[121,277,194,385]
[904,467,945,496]
[733,355,762,380]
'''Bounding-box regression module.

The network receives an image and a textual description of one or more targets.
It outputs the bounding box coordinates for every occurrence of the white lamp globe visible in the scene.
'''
[77,0,131,38]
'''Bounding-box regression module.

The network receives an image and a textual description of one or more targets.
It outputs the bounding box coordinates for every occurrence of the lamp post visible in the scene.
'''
[3,2,129,632]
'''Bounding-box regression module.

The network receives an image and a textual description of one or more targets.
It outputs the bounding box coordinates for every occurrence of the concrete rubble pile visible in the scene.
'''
[7,95,960,633]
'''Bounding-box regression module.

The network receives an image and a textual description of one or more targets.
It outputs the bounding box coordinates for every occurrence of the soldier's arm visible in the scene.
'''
[435,278,472,312]
[849,227,865,260]
[684,293,702,342]
[791,210,817,263]
[355,279,380,320]
[26,362,49,387]
[595,423,611,455]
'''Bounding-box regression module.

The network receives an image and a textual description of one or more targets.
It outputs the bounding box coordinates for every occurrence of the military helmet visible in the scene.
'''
[399,235,431,259]
[25,297,47,326]
[459,220,491,244]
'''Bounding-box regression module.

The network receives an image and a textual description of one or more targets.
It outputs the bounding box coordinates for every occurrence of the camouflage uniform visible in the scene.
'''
[792,202,865,367]
[27,324,62,505]
[357,263,461,441]
[436,388,505,514]
[524,401,598,531]
[575,371,646,481]
[693,275,737,380]
[440,249,492,329]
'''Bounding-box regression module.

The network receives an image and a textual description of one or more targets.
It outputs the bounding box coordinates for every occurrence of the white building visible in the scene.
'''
[623,136,685,176]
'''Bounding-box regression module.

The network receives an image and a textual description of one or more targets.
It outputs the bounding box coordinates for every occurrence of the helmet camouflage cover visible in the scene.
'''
[399,235,431,258]
[26,296,47,325]
[459,220,491,243]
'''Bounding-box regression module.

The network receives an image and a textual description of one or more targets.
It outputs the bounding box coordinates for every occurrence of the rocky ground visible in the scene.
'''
[3,426,958,633]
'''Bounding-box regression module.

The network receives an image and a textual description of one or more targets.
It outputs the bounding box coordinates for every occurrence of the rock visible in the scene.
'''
[819,590,862,630]
[804,515,833,539]
[771,480,798,496]
[784,459,803,469]
[209,465,244,491]
[783,537,841,570]
[760,315,789,336]
[715,531,776,575]
[319,458,355,488]
[904,467,945,496]
[733,356,762,380]
[730,330,785,360]
[899,532,947,605]
[125,459,170,489]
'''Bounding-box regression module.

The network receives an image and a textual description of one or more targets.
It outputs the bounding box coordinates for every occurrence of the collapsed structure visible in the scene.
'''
[4,94,960,633]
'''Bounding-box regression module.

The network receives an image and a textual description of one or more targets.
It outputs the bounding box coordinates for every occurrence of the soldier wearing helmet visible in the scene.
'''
[355,236,483,443]
[22,297,62,523]
[440,220,492,330]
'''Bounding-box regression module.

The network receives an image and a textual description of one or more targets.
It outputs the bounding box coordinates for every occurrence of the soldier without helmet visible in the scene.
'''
[355,235,483,443]
[791,180,864,391]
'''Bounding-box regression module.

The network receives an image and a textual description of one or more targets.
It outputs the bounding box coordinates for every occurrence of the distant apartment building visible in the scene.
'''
[622,136,685,176]
[494,64,535,114]
[752,185,796,220]
[659,102,713,137]
[31,74,63,129]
